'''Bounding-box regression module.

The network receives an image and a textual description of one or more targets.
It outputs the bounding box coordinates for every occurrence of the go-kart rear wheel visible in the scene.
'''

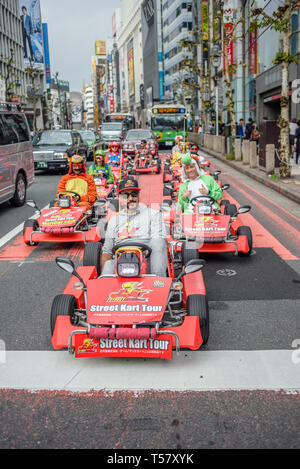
[83,241,102,276]
[187,294,209,345]
[224,203,237,216]
[181,241,199,266]
[23,219,39,246]
[237,226,252,256]
[50,294,78,336]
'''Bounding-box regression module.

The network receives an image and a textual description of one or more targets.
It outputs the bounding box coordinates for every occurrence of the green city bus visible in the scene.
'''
[150,105,187,148]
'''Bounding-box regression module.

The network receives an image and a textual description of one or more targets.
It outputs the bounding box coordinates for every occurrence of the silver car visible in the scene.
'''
[0,103,34,207]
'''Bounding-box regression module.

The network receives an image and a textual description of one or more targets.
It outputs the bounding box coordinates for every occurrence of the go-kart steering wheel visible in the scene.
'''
[58,191,81,203]
[112,240,152,258]
[190,195,215,207]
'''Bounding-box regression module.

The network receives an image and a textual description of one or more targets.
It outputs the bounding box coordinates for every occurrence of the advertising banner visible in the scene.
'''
[202,0,209,74]
[223,8,234,73]
[19,0,44,69]
[127,40,135,97]
[95,40,106,56]
[42,23,51,84]
[249,29,258,75]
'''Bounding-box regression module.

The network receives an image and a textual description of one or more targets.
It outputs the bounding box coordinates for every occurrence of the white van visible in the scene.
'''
[0,103,34,207]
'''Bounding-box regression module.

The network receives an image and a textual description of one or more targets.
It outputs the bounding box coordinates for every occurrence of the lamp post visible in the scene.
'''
[210,45,221,136]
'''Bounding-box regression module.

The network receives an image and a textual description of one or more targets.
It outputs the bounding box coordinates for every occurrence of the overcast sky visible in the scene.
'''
[40,0,122,92]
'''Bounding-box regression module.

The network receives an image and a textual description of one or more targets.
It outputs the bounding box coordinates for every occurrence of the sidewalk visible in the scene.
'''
[200,146,300,205]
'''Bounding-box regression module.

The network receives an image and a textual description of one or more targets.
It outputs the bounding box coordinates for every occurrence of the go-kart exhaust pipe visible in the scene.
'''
[89,327,158,340]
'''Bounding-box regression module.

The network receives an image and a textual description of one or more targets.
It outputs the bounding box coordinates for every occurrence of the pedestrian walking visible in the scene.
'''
[293,120,300,164]
[289,118,297,159]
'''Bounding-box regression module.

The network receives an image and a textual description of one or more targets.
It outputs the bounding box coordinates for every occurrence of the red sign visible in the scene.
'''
[223,22,234,73]
[249,29,257,75]
[74,333,173,359]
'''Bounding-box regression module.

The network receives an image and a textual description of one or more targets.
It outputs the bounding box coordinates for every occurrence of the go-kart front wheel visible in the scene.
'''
[181,241,199,266]
[83,241,102,276]
[50,294,78,336]
[237,226,252,256]
[23,219,39,246]
[187,294,209,345]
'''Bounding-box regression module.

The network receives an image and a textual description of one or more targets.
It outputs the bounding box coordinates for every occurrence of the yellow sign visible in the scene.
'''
[95,40,106,56]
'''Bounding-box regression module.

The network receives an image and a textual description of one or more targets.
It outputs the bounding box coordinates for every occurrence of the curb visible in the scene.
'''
[201,147,300,205]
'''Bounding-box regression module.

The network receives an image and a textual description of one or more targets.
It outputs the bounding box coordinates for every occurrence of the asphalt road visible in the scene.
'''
[0,154,299,450]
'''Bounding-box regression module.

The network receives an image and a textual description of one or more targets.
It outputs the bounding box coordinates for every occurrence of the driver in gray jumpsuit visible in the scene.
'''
[101,178,167,277]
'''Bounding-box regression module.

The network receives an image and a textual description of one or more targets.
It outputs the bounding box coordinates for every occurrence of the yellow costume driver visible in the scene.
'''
[56,155,97,211]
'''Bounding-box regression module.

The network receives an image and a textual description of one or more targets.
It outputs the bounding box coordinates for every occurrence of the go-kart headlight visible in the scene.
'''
[198,205,211,215]
[117,262,140,277]
[58,197,71,208]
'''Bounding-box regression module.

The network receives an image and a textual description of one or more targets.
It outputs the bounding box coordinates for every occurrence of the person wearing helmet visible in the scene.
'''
[88,150,114,183]
[172,135,183,154]
[101,177,167,277]
[105,141,122,167]
[170,141,186,168]
[178,153,223,214]
[134,139,154,167]
[56,155,97,211]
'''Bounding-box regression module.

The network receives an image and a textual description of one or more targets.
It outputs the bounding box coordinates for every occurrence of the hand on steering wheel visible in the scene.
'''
[57,191,82,203]
[190,195,215,207]
[112,240,152,258]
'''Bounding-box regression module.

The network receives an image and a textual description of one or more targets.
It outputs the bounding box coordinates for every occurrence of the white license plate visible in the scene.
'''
[165,141,173,146]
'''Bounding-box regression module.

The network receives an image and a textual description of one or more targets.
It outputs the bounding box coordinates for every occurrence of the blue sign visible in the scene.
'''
[42,23,51,84]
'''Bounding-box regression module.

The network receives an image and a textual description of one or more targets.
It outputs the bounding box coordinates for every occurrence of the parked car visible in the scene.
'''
[78,130,101,161]
[99,122,127,149]
[0,102,34,207]
[122,129,158,157]
[33,130,88,172]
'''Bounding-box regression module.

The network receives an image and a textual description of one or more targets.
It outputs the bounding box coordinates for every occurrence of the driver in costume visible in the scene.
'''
[101,178,167,277]
[134,139,154,167]
[105,141,122,167]
[178,153,222,214]
[88,150,114,183]
[56,155,97,211]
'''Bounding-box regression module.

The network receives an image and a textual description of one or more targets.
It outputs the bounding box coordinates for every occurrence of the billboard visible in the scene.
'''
[95,40,106,56]
[19,0,44,69]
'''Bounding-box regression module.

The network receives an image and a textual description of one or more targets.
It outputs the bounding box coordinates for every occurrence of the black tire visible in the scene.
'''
[220,199,229,207]
[181,241,199,266]
[83,241,102,276]
[163,187,172,196]
[162,199,172,206]
[224,203,237,216]
[187,294,209,345]
[237,226,253,256]
[23,219,39,246]
[50,294,78,336]
[10,172,26,207]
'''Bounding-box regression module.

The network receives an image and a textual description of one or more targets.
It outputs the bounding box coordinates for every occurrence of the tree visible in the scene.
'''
[25,61,42,131]
[251,0,300,178]
[0,48,21,102]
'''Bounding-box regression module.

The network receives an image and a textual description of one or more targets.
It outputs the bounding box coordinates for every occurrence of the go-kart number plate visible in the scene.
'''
[74,333,173,359]
[37,161,48,168]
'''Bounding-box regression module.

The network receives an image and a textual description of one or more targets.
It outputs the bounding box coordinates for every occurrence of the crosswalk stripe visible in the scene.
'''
[0,350,299,393]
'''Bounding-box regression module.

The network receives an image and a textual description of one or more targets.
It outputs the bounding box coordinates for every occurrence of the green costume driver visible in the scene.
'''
[177,153,223,213]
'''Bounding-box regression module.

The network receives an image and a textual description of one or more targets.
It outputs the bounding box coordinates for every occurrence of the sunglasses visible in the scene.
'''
[120,191,139,198]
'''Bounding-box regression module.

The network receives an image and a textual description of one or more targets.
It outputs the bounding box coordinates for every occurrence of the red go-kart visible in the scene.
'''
[166,195,252,262]
[23,192,102,246]
[50,240,209,360]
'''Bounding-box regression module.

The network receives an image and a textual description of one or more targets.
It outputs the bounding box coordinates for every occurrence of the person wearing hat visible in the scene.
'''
[88,150,114,183]
[178,153,223,213]
[101,178,167,277]
[170,141,186,168]
[172,135,183,154]
[105,141,122,167]
[56,155,97,211]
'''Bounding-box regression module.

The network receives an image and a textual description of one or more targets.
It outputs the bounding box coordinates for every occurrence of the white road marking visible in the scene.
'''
[0,205,49,249]
[0,350,299,393]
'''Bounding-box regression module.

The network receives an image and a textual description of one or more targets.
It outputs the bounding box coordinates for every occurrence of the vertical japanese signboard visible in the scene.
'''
[223,8,234,73]
[249,29,257,75]
[127,40,135,97]
[202,0,209,76]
